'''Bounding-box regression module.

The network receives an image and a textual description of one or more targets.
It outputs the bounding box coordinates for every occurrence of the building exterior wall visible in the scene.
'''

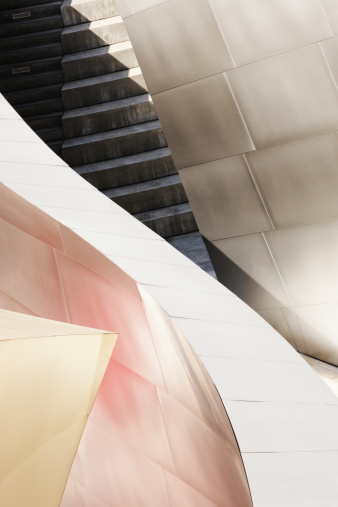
[116,0,338,367]
[2,88,338,505]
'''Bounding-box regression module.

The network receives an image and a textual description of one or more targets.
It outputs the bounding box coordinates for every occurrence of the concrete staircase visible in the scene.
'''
[0,1,65,155]
[59,1,198,239]
[0,0,214,273]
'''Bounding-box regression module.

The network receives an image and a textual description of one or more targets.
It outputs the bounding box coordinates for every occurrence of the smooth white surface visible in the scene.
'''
[225,400,338,451]
[201,356,338,403]
[243,451,338,507]
[173,318,303,363]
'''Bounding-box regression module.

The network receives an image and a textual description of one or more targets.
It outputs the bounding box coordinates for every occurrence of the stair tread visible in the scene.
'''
[103,174,182,198]
[1,1,61,15]
[62,40,133,63]
[63,119,162,147]
[74,147,172,175]
[25,110,63,120]
[0,55,62,70]
[0,27,62,43]
[135,202,193,222]
[62,15,122,34]
[63,93,152,119]
[62,67,142,91]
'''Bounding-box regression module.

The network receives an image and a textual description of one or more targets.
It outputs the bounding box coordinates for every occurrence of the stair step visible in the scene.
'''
[62,67,147,109]
[62,16,128,53]
[48,139,63,155]
[62,94,157,138]
[0,70,63,93]
[26,110,63,130]
[0,14,63,37]
[0,2,61,24]
[103,174,188,214]
[36,126,64,143]
[61,41,138,81]
[61,0,118,26]
[1,41,63,65]
[16,97,64,117]
[74,148,177,189]
[0,0,60,11]
[62,120,167,166]
[0,55,62,80]
[4,83,62,105]
[167,231,216,275]
[135,202,198,238]
[0,28,62,52]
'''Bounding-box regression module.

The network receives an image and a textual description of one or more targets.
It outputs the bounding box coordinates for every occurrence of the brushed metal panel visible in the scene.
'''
[179,156,271,239]
[73,421,172,507]
[291,303,338,365]
[227,44,338,149]
[209,0,332,66]
[257,308,296,348]
[140,287,233,441]
[320,35,338,86]
[116,0,168,17]
[246,133,338,228]
[321,0,338,34]
[264,220,338,306]
[212,234,291,309]
[281,307,308,354]
[164,471,218,507]
[158,389,252,507]
[124,0,234,94]
[89,360,176,472]
[0,218,68,321]
[55,250,167,390]
[152,74,254,170]
[0,183,63,250]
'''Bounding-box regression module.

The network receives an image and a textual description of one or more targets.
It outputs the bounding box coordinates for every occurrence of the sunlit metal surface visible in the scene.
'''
[0,310,116,507]
[117,0,338,369]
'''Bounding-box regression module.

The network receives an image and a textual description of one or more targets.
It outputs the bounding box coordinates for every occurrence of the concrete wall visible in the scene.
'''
[116,0,338,367]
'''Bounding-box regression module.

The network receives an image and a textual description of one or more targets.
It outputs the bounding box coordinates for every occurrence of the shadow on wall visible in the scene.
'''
[204,237,338,367]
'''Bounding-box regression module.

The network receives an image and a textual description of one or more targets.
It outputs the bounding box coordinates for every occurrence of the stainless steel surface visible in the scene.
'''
[245,133,338,228]
[179,156,271,239]
[212,233,291,309]
[209,0,332,66]
[226,44,338,150]
[152,74,254,169]
[117,0,338,367]
[124,0,234,94]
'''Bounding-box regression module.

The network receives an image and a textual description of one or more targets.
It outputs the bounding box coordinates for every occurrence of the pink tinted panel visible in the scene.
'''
[75,484,111,507]
[164,470,218,507]
[158,389,252,507]
[0,219,68,321]
[0,289,38,316]
[141,288,234,440]
[55,251,166,390]
[75,420,171,507]
[60,478,80,507]
[90,360,175,473]
[59,224,139,298]
[0,183,63,250]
